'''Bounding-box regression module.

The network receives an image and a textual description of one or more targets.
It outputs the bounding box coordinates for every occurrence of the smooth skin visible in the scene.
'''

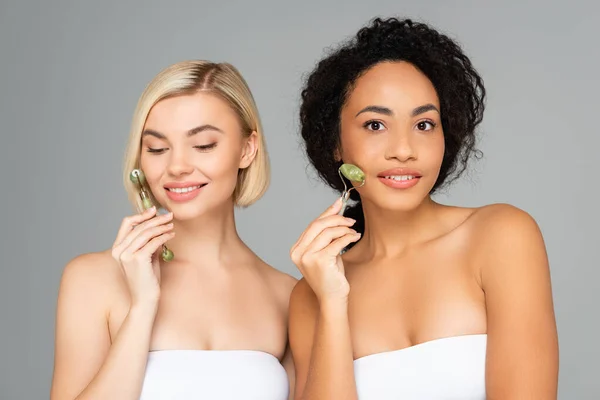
[51,92,297,400]
[289,61,558,399]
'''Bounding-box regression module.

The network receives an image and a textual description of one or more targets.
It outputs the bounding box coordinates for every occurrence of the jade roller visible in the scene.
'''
[337,163,366,216]
[129,169,175,262]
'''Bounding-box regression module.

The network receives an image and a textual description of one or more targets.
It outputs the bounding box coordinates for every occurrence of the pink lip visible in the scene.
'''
[164,181,206,189]
[164,182,207,203]
[377,168,423,190]
[377,168,423,178]
[378,176,421,189]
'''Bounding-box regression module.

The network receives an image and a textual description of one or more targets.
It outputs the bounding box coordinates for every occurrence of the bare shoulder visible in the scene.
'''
[61,249,121,283]
[59,249,124,309]
[254,258,298,309]
[465,203,547,274]
[468,203,543,243]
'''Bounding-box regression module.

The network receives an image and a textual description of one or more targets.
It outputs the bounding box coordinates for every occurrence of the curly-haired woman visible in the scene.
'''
[288,17,558,399]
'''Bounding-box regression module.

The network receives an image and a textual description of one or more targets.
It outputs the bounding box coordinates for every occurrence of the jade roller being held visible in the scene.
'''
[130,169,175,262]
[337,163,366,216]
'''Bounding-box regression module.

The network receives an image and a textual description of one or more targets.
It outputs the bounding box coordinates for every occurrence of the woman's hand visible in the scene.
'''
[111,207,175,309]
[290,198,361,304]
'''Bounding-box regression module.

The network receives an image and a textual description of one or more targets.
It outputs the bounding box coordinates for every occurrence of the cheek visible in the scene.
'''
[419,133,445,172]
[347,142,390,178]
[340,128,379,162]
[139,154,166,188]
[432,134,446,165]
[205,143,243,179]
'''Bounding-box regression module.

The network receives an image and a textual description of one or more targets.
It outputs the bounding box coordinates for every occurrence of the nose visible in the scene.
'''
[167,147,194,177]
[384,129,417,162]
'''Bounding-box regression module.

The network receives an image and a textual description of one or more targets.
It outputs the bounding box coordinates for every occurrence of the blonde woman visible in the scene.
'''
[50,61,296,400]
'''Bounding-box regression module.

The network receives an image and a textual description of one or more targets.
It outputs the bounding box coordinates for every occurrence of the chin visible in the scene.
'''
[364,190,430,213]
[169,208,205,221]
[164,197,232,221]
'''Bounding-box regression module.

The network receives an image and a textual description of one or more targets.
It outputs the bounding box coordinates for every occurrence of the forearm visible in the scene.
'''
[302,300,357,400]
[74,305,156,400]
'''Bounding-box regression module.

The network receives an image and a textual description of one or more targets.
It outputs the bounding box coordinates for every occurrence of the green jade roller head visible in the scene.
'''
[129,169,153,209]
[129,169,175,262]
[338,163,366,215]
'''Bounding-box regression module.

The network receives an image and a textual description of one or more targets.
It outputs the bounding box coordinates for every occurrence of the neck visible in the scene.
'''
[356,196,444,259]
[164,200,247,267]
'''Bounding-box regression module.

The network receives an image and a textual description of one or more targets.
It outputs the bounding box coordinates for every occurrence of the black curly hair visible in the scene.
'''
[299,17,486,239]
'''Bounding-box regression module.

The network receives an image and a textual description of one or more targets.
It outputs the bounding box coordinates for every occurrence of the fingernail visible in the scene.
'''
[345,218,356,224]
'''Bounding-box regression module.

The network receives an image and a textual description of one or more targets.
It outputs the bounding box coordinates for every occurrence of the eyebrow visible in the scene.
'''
[142,124,224,139]
[411,103,440,117]
[355,105,393,117]
[355,103,440,118]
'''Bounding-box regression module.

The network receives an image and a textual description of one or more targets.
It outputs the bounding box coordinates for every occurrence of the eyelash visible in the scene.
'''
[363,120,386,131]
[145,143,217,154]
[194,143,217,152]
[362,120,437,132]
[416,120,436,131]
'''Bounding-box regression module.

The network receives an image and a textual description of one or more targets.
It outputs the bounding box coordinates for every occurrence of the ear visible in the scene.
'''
[239,131,258,169]
[333,147,342,162]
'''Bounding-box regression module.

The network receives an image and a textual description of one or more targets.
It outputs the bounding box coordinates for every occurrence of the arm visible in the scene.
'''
[51,207,173,400]
[50,254,157,400]
[282,344,296,400]
[477,205,559,399]
[288,279,358,400]
[288,198,361,399]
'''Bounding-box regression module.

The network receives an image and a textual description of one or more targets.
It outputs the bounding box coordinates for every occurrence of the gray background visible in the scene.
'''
[1,0,597,398]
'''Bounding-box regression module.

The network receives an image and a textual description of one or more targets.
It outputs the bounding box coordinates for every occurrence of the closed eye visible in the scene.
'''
[146,147,167,154]
[194,143,217,152]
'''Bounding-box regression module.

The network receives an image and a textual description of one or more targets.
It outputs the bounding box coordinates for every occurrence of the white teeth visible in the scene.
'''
[385,175,416,181]
[167,185,202,193]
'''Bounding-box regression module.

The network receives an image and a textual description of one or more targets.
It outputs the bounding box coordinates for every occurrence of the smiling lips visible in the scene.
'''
[164,182,208,202]
[377,168,423,189]
[162,168,420,202]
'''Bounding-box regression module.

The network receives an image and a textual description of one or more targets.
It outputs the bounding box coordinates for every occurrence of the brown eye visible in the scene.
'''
[364,120,385,131]
[417,121,435,131]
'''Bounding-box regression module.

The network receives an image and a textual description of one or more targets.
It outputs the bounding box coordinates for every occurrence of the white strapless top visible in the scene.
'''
[139,350,288,400]
[354,334,487,399]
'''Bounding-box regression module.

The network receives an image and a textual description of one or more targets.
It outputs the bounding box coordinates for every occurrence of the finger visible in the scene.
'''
[322,232,362,256]
[303,226,357,255]
[291,198,341,251]
[292,214,356,257]
[140,231,176,258]
[317,196,344,220]
[115,221,174,260]
[114,207,157,246]
[117,212,173,251]
[123,223,175,255]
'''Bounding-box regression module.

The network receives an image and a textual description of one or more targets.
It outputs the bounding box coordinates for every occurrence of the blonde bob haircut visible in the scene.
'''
[122,60,270,211]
